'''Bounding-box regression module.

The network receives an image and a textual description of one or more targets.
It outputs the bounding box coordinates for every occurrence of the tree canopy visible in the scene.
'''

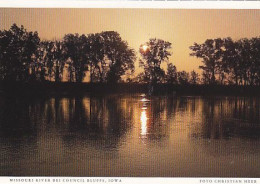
[139,38,172,84]
[1,24,260,86]
[190,37,260,85]
[0,24,40,81]
[0,24,135,84]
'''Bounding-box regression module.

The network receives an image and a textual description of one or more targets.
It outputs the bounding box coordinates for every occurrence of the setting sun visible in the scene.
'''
[142,45,148,52]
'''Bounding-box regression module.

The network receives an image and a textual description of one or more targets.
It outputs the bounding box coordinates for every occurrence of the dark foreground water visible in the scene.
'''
[0,94,259,177]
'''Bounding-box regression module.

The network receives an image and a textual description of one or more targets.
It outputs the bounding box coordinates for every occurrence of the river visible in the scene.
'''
[0,95,259,177]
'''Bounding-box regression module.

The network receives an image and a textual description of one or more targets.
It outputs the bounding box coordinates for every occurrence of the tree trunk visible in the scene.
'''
[55,65,60,82]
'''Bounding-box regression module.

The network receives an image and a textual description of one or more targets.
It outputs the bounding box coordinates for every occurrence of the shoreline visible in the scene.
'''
[1,81,260,97]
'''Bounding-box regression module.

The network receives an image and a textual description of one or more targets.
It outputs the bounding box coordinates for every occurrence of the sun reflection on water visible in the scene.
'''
[140,96,149,136]
[140,98,149,102]
[141,110,147,136]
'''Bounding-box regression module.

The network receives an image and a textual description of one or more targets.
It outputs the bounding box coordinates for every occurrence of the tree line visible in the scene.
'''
[190,37,260,85]
[0,24,260,86]
[0,24,135,83]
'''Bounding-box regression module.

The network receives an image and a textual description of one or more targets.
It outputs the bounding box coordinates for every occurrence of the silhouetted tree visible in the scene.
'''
[41,41,54,80]
[222,38,242,85]
[101,31,136,83]
[67,31,136,84]
[40,40,66,82]
[190,70,200,85]
[190,38,224,85]
[132,72,150,83]
[31,41,47,81]
[0,24,40,81]
[246,37,260,85]
[201,70,212,85]
[63,34,88,82]
[166,63,178,84]
[177,71,190,85]
[222,37,260,86]
[53,41,66,82]
[253,38,260,85]
[87,33,106,83]
[139,38,171,85]
[2,23,260,88]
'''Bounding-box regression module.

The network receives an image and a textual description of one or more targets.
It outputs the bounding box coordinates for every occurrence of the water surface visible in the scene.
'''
[0,95,259,177]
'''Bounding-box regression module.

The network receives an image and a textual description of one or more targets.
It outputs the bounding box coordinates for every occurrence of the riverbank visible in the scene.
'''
[1,81,260,97]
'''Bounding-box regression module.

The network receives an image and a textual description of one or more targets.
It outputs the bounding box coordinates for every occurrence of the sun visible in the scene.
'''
[142,45,148,52]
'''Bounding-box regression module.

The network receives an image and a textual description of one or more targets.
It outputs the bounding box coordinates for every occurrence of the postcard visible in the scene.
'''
[0,1,259,184]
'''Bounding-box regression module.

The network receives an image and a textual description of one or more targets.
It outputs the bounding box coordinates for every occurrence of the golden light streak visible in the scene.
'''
[141,110,147,136]
[140,98,149,102]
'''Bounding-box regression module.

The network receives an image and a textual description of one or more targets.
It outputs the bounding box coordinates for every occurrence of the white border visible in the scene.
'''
[0,1,259,183]
[1,177,259,184]
[0,0,259,9]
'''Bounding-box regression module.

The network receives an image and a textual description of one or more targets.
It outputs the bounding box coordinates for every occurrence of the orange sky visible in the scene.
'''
[0,8,260,76]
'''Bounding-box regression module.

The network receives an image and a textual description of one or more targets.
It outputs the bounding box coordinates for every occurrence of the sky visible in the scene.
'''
[0,8,260,76]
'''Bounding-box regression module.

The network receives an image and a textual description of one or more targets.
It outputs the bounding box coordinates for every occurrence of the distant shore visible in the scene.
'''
[1,81,260,97]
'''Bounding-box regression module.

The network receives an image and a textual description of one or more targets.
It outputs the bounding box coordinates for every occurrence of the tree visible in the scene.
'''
[252,37,260,85]
[222,38,242,85]
[190,70,200,85]
[101,31,136,83]
[166,63,177,84]
[87,33,106,83]
[139,38,171,84]
[177,71,190,85]
[247,37,260,85]
[31,41,47,81]
[201,70,212,85]
[51,41,65,82]
[0,24,40,81]
[41,41,54,80]
[87,31,136,83]
[63,34,88,82]
[133,71,151,83]
[232,38,260,86]
[237,38,253,85]
[190,38,224,85]
[38,40,66,82]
